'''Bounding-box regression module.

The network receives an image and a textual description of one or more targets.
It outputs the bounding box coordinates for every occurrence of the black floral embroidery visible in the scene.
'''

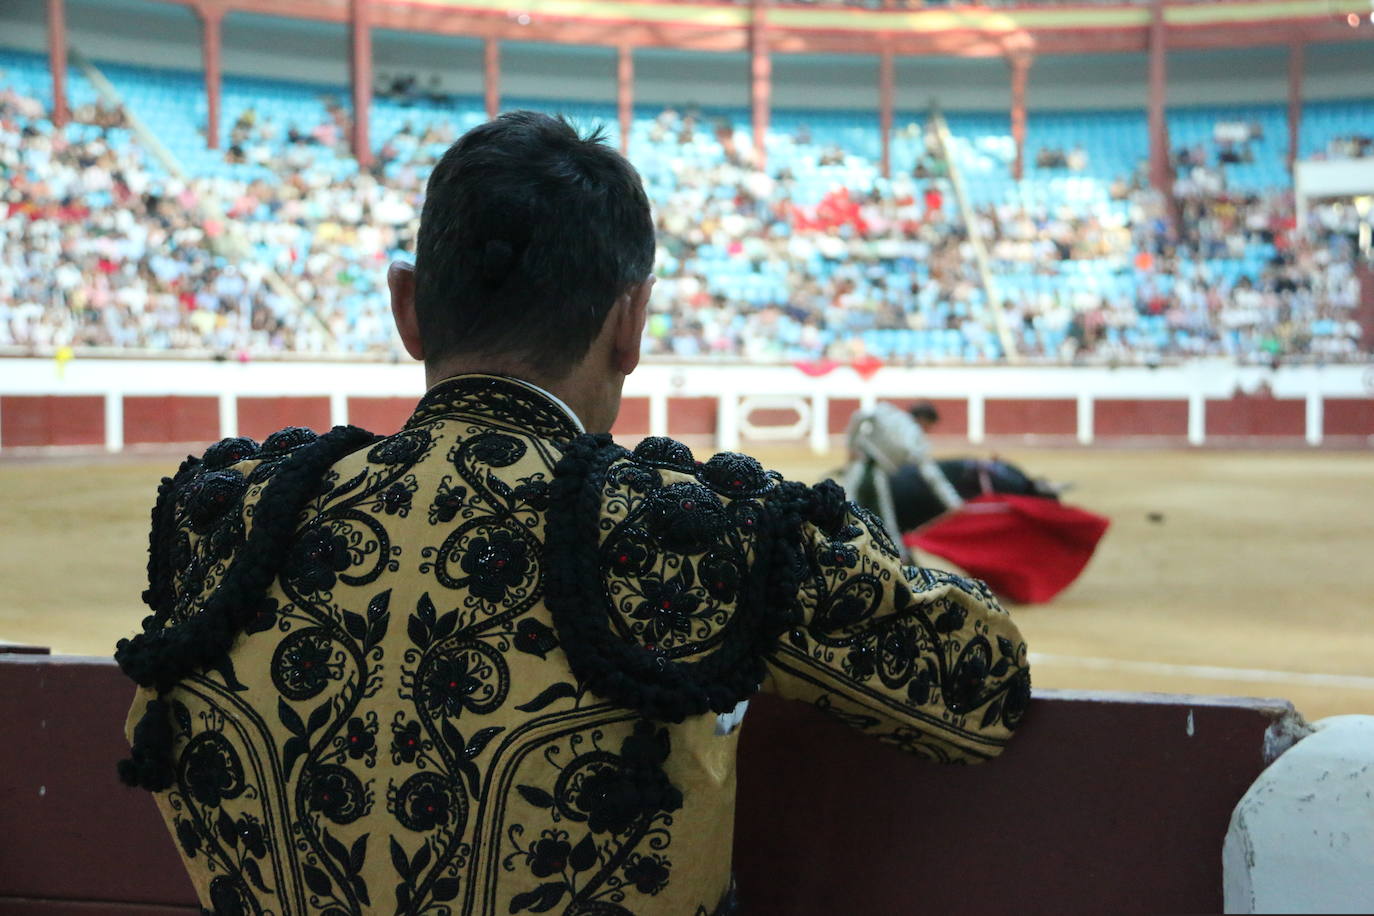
[180,733,246,806]
[624,853,672,895]
[305,764,369,824]
[177,819,202,858]
[429,479,468,524]
[420,654,485,717]
[631,436,696,472]
[460,529,530,602]
[259,426,318,455]
[513,617,559,659]
[645,483,728,553]
[390,718,425,764]
[469,432,526,467]
[285,527,353,593]
[271,629,338,700]
[342,717,375,760]
[699,451,773,496]
[186,470,247,534]
[392,772,456,832]
[380,482,413,516]
[201,436,259,470]
[368,429,429,465]
[529,835,572,877]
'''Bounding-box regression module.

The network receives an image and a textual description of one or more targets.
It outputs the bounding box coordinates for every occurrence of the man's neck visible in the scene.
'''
[425,357,618,434]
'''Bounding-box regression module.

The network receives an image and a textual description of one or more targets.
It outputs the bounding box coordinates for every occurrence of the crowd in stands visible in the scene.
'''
[0,56,1369,366]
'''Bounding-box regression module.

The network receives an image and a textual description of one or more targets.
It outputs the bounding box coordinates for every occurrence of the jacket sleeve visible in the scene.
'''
[762,500,1029,763]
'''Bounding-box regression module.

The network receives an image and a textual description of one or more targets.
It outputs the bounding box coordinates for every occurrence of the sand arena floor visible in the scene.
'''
[2,445,1371,722]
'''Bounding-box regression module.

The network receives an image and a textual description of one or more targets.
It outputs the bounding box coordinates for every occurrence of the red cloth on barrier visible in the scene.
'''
[906,494,1110,604]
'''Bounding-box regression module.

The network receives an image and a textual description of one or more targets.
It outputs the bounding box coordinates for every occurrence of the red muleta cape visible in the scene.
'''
[906,494,1110,604]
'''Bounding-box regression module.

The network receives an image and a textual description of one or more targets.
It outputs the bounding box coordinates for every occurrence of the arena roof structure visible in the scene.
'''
[37,0,1374,181]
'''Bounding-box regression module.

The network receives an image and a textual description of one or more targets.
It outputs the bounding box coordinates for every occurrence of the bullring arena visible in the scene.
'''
[3,0,1374,909]
[3,359,1374,723]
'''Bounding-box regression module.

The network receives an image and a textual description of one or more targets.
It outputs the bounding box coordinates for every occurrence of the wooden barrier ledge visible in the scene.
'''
[0,655,1302,914]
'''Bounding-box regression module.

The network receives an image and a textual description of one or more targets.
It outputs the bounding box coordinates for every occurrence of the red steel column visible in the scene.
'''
[1009,52,1030,181]
[485,38,500,120]
[750,0,771,169]
[47,0,68,127]
[199,5,223,150]
[1147,0,1169,194]
[350,0,372,167]
[617,44,633,156]
[879,46,894,179]
[1287,40,1305,169]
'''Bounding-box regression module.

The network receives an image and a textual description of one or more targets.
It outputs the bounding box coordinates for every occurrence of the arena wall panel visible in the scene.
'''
[122,396,219,445]
[667,396,718,438]
[347,396,415,436]
[611,396,651,437]
[827,397,862,434]
[237,396,331,441]
[0,395,104,448]
[1206,396,1306,438]
[1323,398,1374,439]
[0,655,1299,915]
[1094,398,1190,438]
[984,398,1077,437]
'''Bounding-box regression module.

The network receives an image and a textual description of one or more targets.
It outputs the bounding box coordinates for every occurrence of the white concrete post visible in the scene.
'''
[218,392,238,440]
[717,393,739,452]
[1305,392,1323,447]
[1187,392,1206,446]
[330,391,349,429]
[1224,716,1374,913]
[967,393,985,445]
[810,391,829,455]
[104,392,123,453]
[1077,392,1094,446]
[648,392,668,438]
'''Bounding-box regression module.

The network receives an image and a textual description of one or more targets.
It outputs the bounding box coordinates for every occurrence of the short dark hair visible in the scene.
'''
[414,111,655,375]
[909,401,940,425]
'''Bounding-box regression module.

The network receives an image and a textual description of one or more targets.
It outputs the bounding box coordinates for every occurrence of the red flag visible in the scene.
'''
[906,494,1109,604]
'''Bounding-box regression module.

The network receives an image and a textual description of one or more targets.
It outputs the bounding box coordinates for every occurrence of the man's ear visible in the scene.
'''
[388,261,424,361]
[613,276,654,376]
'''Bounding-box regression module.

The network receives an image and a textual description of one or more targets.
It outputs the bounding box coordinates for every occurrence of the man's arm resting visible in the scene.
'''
[763,505,1029,763]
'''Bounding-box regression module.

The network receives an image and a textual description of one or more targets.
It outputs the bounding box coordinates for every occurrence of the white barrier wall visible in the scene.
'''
[0,357,1371,452]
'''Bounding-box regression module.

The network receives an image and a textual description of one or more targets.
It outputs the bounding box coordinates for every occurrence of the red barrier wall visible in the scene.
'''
[667,396,717,437]
[0,657,1292,915]
[1206,396,1306,438]
[828,397,862,434]
[1324,398,1374,438]
[236,396,330,441]
[0,395,104,447]
[612,396,651,436]
[124,396,219,445]
[985,398,1076,437]
[1095,398,1190,438]
[347,396,414,436]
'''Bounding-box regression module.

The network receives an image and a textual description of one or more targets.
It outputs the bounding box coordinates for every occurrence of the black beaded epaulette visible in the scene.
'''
[116,425,378,791]
[543,433,848,724]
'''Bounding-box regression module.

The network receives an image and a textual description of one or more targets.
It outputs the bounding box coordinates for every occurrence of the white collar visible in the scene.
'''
[504,377,586,434]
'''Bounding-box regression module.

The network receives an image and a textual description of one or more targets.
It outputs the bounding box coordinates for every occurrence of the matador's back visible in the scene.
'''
[117,374,1028,915]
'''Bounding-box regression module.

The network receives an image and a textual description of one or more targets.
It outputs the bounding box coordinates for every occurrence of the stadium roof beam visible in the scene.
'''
[485,36,500,120]
[351,0,373,167]
[1287,40,1305,172]
[617,44,633,157]
[46,0,68,128]
[750,0,770,170]
[1147,0,1170,197]
[1008,50,1031,182]
[197,2,223,151]
[879,44,893,179]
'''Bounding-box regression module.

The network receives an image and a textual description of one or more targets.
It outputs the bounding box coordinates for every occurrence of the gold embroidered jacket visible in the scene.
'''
[119,374,1030,916]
